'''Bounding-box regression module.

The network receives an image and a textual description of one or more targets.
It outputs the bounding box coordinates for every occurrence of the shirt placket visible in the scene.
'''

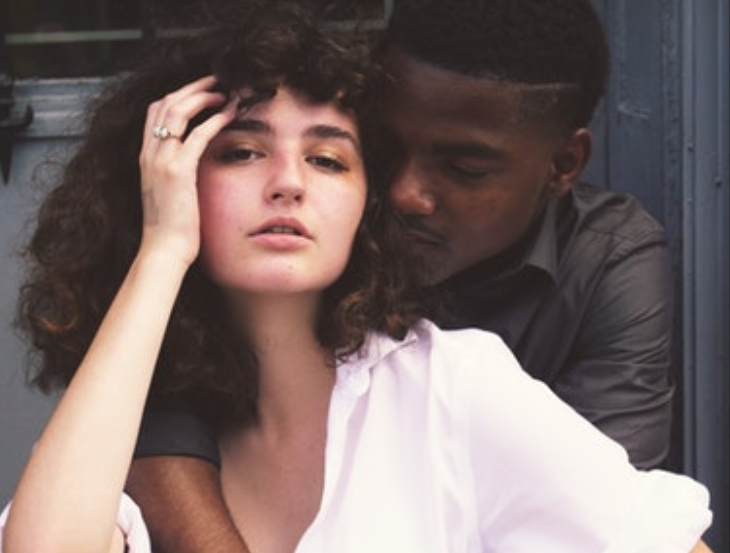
[294,363,370,552]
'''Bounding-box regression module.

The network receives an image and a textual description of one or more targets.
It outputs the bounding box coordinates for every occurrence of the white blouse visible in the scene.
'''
[0,320,712,552]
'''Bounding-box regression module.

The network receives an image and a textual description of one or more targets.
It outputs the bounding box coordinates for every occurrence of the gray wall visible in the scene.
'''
[1,79,92,506]
[586,2,729,549]
[0,137,59,507]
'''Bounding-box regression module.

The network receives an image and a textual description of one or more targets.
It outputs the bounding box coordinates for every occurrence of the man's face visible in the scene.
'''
[383,48,574,284]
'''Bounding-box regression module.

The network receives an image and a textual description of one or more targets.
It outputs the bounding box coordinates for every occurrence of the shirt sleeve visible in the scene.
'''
[456,331,712,553]
[555,235,675,469]
[0,501,10,551]
[119,494,153,553]
[134,406,221,466]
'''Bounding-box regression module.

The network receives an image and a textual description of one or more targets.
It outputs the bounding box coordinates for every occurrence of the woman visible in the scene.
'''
[0,1,713,552]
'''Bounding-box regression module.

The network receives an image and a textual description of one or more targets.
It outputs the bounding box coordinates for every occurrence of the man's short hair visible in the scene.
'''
[386,0,610,130]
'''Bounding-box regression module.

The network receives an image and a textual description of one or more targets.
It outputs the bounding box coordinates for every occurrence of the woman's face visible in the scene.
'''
[197,86,367,298]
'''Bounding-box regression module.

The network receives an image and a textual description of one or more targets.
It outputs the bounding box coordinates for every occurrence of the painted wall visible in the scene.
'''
[1,79,92,506]
[586,2,729,549]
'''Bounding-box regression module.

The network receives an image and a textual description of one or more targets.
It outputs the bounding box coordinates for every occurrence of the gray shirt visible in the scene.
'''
[436,182,675,469]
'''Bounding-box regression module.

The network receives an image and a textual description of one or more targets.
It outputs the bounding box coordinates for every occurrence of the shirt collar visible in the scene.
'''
[335,323,422,394]
[521,197,560,281]
[439,196,563,291]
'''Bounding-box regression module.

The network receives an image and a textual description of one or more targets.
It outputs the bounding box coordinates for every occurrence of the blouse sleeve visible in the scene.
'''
[0,495,152,553]
[119,493,152,553]
[452,329,712,553]
[0,501,10,551]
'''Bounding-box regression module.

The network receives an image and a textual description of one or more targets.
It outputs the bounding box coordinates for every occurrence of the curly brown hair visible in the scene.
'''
[16,0,425,426]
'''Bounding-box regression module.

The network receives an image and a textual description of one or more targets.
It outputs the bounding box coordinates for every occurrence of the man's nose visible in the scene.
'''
[388,163,435,215]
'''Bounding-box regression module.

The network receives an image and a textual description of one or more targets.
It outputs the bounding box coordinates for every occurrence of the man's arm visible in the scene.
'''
[126,407,249,553]
[554,240,675,469]
[126,456,250,553]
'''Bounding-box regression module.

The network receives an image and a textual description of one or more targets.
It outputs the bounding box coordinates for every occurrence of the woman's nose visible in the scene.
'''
[269,186,303,203]
[267,159,305,204]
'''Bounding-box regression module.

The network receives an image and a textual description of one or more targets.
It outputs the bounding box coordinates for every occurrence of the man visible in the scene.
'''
[127,1,676,551]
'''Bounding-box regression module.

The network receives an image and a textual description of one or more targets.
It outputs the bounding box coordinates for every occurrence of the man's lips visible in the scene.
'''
[400,222,447,247]
[395,214,446,247]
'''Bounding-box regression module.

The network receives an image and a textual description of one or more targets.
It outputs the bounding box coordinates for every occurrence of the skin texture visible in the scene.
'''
[126,460,251,553]
[197,88,366,299]
[382,48,588,284]
[126,458,248,552]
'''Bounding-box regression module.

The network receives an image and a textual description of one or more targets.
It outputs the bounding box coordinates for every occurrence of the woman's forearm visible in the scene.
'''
[3,249,188,553]
[691,540,715,553]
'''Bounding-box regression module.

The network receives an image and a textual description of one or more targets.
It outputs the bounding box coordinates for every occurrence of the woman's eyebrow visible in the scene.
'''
[306,124,361,154]
[221,120,361,154]
[222,119,271,134]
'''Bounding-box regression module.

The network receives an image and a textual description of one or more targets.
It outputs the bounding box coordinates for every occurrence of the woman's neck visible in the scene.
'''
[227,291,336,435]
[219,292,335,552]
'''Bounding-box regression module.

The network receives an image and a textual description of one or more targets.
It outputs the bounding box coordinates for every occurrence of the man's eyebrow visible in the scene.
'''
[432,141,507,160]
[306,124,361,154]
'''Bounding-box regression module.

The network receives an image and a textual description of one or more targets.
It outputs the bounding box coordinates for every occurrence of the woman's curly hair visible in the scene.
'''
[16,0,426,426]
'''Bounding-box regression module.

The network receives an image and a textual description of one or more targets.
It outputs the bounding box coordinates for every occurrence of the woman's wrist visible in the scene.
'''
[135,239,196,281]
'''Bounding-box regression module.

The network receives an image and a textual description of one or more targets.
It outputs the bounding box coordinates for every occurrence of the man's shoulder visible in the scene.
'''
[564,182,667,244]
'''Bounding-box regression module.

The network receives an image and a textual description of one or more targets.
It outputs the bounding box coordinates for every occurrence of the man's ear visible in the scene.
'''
[547,128,592,198]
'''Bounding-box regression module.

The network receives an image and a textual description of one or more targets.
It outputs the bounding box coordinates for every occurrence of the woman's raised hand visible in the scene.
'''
[139,75,237,269]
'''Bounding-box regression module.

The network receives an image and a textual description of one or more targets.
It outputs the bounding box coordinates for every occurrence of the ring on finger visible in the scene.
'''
[152,123,179,140]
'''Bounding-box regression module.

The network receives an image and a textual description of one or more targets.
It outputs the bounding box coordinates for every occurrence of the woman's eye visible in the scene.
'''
[219,148,262,162]
[307,155,348,173]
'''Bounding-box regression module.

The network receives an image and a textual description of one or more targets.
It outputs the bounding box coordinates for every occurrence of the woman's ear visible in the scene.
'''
[547,128,592,198]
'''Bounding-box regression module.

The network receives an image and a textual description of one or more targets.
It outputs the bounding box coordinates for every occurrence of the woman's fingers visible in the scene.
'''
[180,98,238,152]
[143,75,219,144]
[142,76,225,151]
[138,75,237,266]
